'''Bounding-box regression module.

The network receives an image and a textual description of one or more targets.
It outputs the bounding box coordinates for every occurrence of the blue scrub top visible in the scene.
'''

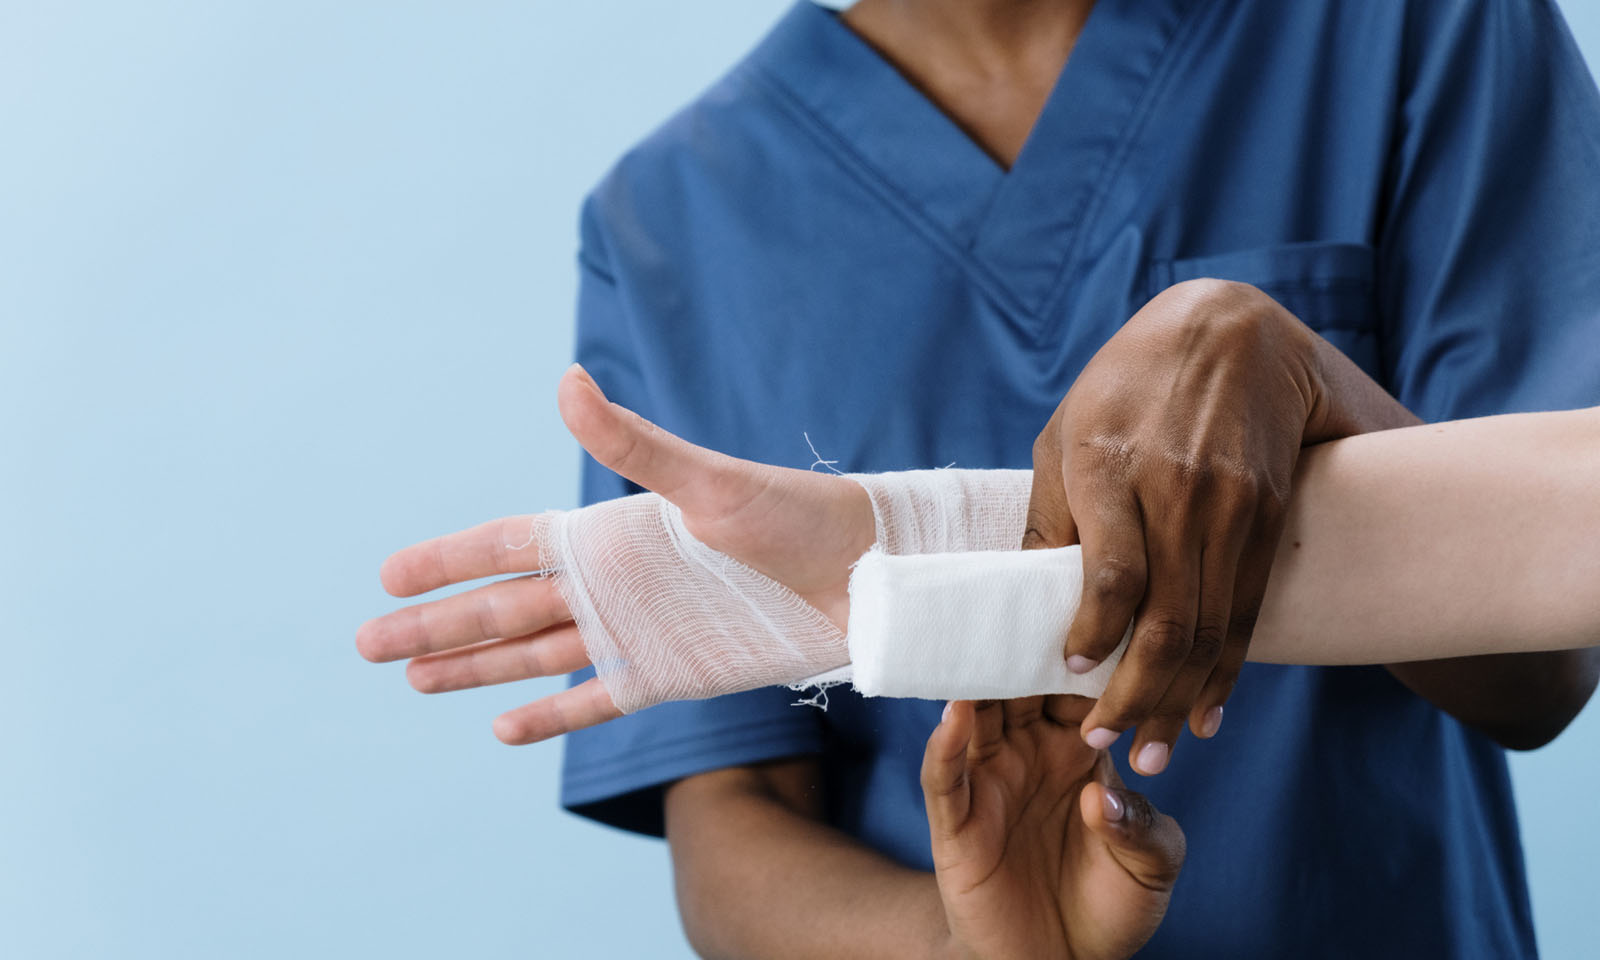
[560,1,1600,956]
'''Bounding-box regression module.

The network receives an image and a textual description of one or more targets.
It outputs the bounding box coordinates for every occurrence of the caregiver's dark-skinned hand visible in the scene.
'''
[1025,278,1360,776]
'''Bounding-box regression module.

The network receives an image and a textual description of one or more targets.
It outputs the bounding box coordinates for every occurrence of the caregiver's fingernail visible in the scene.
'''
[1067,655,1099,675]
[1199,705,1224,739]
[1101,788,1125,823]
[1135,741,1170,776]
[1084,727,1118,750]
[941,701,952,723]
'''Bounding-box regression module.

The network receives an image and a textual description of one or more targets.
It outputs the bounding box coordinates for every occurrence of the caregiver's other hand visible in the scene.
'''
[1025,279,1342,774]
[356,364,876,744]
[925,697,1184,960]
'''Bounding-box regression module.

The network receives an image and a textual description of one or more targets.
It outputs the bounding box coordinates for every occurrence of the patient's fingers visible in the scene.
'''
[380,514,553,597]
[356,574,569,662]
[405,624,589,693]
[492,677,622,745]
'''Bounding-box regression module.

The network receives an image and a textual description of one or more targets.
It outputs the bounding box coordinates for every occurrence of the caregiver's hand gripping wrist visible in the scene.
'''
[1024,279,1327,775]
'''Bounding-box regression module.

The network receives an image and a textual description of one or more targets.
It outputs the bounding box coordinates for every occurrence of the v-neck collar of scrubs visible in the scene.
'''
[747,0,1198,316]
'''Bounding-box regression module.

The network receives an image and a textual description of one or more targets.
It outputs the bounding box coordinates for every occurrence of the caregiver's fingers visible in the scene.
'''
[1001,695,1045,730]
[1022,424,1078,550]
[356,574,569,663]
[558,364,757,516]
[1081,512,1200,768]
[492,677,622,745]
[969,700,1007,766]
[405,624,589,693]
[1065,486,1149,672]
[922,701,976,836]
[1080,758,1186,891]
[1127,525,1247,769]
[1191,531,1278,738]
[379,514,553,598]
[1042,694,1095,728]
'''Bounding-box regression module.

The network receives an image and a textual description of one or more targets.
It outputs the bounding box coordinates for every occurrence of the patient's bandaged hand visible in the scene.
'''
[534,491,848,714]
[539,468,1126,713]
[365,368,1134,745]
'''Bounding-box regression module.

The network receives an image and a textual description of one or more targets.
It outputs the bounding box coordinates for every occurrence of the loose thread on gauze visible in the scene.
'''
[505,514,557,577]
[790,430,852,710]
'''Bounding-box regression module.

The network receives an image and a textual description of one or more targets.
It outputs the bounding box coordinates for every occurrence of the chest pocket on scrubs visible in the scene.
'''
[1145,241,1380,378]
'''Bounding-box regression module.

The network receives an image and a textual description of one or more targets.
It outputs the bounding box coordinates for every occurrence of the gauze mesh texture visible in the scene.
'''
[539,468,1099,713]
[536,492,848,714]
[847,545,1128,700]
[850,468,1032,554]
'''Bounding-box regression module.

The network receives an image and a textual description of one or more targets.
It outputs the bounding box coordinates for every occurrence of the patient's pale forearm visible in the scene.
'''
[1251,408,1600,663]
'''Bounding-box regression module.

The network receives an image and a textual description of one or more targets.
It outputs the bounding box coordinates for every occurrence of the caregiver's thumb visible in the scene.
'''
[558,363,748,514]
[1079,757,1186,891]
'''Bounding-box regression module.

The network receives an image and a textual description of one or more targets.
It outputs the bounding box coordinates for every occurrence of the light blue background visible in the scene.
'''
[3,3,1596,957]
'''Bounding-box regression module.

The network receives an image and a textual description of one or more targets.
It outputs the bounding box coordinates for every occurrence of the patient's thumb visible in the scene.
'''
[556,364,744,513]
[1080,780,1186,892]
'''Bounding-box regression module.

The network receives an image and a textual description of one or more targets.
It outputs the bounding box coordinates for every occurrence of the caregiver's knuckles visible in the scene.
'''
[1132,614,1200,669]
[1085,557,1147,612]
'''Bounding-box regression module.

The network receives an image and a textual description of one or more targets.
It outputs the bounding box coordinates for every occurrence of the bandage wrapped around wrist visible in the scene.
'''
[538,469,1124,714]
[843,470,1125,699]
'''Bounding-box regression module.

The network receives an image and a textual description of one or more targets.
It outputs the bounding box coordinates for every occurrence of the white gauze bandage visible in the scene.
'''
[845,544,1126,699]
[537,468,1125,713]
[535,492,848,714]
[843,469,1126,699]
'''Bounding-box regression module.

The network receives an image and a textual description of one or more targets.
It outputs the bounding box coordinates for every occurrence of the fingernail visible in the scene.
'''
[569,362,601,392]
[1084,727,1118,750]
[941,701,953,723]
[1199,705,1224,739]
[1066,655,1099,675]
[1135,741,1170,776]
[1101,788,1125,823]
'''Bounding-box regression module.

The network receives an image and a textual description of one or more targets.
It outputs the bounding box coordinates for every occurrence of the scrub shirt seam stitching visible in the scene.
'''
[740,65,1031,321]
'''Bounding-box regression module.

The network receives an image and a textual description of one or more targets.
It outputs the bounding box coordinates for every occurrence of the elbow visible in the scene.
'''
[662,763,822,960]
[1490,719,1574,753]
[671,854,746,960]
[667,830,739,960]
[1394,648,1600,752]
[675,895,726,960]
[1488,649,1600,752]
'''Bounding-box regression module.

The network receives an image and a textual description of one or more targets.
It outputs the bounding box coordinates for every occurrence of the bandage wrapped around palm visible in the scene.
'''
[358,365,1082,742]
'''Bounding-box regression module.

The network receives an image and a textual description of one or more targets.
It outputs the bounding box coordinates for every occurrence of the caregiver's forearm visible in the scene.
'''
[665,759,949,960]
[1252,407,1600,664]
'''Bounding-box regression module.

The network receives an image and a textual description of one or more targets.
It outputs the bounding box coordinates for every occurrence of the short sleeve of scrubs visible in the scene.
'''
[1378,0,1600,417]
